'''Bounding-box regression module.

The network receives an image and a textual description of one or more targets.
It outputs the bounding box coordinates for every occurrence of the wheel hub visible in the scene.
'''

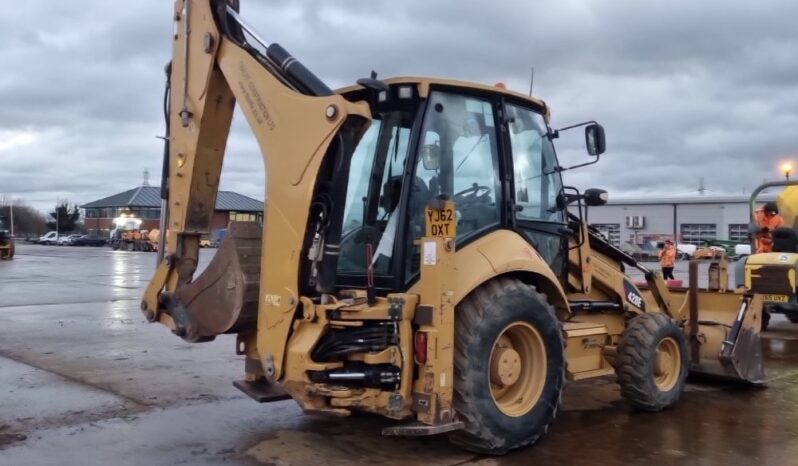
[488,323,547,417]
[653,337,681,391]
[490,346,521,386]
[654,349,670,376]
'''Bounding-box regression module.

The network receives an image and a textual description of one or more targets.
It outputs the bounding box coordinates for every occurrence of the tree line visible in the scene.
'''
[0,196,82,236]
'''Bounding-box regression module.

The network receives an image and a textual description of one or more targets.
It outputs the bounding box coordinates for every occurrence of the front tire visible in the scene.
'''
[448,277,565,454]
[616,313,688,411]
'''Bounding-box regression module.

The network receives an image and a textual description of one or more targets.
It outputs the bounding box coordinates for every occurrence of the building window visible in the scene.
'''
[592,223,621,246]
[137,208,160,219]
[728,224,749,242]
[229,212,259,223]
[680,223,717,245]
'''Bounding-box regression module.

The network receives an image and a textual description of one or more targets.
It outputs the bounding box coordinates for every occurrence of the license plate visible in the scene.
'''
[764,294,790,303]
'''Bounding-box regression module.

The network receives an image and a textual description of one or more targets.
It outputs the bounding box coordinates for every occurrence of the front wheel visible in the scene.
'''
[616,313,688,411]
[448,277,565,454]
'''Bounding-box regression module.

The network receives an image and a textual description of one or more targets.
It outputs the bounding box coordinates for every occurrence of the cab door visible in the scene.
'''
[501,102,569,280]
[402,89,505,280]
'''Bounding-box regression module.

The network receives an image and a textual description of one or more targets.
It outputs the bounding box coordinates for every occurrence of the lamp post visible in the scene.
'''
[9,197,13,237]
[782,162,793,181]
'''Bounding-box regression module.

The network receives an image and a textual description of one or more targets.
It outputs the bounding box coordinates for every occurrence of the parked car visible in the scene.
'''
[56,234,82,246]
[38,231,59,245]
[73,234,107,247]
[677,243,696,260]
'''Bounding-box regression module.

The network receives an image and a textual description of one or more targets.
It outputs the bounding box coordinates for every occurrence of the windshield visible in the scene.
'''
[506,104,563,222]
[337,109,413,276]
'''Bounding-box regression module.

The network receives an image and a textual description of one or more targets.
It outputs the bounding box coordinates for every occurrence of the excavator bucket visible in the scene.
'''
[162,221,261,342]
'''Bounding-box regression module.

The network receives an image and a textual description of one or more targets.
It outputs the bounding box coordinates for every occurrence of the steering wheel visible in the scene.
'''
[454,184,491,205]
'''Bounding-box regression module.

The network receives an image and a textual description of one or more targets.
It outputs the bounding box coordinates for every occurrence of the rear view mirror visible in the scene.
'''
[585,123,606,156]
[421,143,440,171]
[583,188,608,207]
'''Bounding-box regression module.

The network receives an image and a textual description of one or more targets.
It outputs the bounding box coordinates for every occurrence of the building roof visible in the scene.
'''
[604,193,778,206]
[81,186,263,212]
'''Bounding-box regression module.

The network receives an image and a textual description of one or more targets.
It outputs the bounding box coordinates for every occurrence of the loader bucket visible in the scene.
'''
[644,286,766,384]
[688,292,765,384]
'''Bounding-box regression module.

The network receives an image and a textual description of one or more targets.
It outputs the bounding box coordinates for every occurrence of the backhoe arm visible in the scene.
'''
[142,0,371,381]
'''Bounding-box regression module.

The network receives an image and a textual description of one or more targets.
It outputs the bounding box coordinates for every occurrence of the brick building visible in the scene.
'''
[81,186,263,237]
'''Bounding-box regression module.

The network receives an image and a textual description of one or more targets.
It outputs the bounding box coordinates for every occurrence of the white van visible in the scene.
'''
[38,231,59,245]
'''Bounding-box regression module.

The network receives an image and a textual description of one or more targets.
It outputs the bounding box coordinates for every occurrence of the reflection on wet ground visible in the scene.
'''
[1,245,797,465]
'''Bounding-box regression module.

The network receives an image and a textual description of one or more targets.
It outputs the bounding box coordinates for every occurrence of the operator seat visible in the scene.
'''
[773,227,798,253]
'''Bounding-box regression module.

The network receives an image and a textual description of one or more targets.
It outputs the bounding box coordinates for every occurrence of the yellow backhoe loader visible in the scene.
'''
[0,216,13,260]
[142,0,765,454]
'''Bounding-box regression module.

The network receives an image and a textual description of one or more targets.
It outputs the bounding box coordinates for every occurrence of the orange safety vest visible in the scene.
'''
[659,246,676,267]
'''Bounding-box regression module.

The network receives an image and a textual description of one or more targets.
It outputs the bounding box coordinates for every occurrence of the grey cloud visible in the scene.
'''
[0,0,796,212]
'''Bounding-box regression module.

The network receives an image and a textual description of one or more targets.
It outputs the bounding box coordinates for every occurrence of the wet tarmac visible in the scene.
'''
[2,245,798,465]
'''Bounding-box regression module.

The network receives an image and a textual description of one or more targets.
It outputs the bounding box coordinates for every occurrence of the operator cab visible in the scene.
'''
[335,78,580,290]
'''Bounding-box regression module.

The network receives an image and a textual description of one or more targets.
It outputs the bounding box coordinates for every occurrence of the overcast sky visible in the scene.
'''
[1,1,796,213]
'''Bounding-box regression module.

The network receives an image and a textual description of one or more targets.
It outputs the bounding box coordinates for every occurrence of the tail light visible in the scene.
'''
[414,331,428,365]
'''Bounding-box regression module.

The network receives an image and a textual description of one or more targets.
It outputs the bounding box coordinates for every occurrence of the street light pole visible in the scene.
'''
[9,198,13,237]
[782,162,793,181]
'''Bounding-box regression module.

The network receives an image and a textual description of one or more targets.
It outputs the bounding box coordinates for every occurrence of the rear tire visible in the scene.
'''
[787,314,798,324]
[448,277,565,455]
[616,313,688,411]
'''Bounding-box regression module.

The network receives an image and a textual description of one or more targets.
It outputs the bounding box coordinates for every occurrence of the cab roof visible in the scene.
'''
[338,76,551,121]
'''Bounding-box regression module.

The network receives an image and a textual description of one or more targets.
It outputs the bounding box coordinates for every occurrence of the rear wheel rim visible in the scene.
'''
[653,336,681,391]
[488,322,547,417]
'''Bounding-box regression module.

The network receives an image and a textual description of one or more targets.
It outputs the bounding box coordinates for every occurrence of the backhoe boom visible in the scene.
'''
[143,0,371,380]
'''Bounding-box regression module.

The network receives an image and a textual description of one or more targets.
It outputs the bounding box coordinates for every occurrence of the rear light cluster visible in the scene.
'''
[414,331,428,364]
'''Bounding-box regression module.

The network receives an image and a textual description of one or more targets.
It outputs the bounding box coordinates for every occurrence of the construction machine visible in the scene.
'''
[109,212,157,252]
[142,1,765,454]
[0,216,13,260]
[744,181,798,328]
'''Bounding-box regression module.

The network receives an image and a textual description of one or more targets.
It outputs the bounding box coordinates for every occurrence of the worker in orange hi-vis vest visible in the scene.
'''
[755,201,785,253]
[659,239,677,280]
